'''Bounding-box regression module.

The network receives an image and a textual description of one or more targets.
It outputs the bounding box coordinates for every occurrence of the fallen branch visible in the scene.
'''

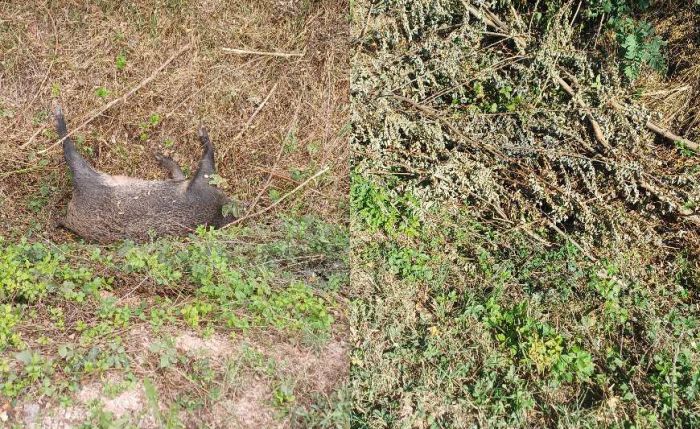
[467,5,607,151]
[221,47,304,58]
[38,43,192,155]
[608,100,699,152]
[392,94,443,118]
[224,166,329,228]
[610,100,700,152]
[639,180,700,226]
[552,74,609,150]
[21,126,48,151]
[472,3,699,155]
[465,4,527,51]
[467,4,700,228]
[645,120,699,152]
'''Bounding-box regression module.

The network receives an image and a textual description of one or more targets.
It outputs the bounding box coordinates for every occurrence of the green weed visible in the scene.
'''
[115,52,127,71]
[95,87,110,100]
[138,113,161,141]
[0,305,22,350]
[483,298,594,383]
[585,0,666,81]
[351,174,420,237]
[0,215,344,406]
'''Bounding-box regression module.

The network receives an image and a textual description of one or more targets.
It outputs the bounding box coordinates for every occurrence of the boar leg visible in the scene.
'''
[54,104,98,185]
[155,153,185,180]
[191,126,216,184]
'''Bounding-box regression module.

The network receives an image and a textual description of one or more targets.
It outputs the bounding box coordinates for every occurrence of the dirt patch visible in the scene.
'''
[10,328,348,428]
[175,331,235,358]
[77,379,145,418]
[19,375,155,429]
[206,333,349,429]
[265,336,349,395]
[128,323,157,365]
[31,406,87,429]
[214,383,280,429]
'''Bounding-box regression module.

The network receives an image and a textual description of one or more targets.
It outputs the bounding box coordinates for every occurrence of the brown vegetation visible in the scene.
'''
[0,0,349,239]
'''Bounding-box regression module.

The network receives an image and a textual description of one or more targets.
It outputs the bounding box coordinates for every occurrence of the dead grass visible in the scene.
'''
[638,3,700,141]
[0,1,349,427]
[349,1,699,426]
[0,0,349,240]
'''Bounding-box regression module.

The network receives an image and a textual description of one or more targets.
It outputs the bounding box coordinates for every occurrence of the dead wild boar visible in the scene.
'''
[55,104,236,243]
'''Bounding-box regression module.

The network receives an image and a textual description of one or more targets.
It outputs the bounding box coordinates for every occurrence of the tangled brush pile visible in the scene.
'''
[353,0,699,253]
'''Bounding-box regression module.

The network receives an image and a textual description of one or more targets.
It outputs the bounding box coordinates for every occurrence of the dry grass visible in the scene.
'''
[0,1,349,427]
[349,1,699,427]
[639,3,700,142]
[0,0,349,239]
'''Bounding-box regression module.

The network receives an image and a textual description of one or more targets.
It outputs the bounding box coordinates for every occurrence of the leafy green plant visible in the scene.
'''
[457,81,524,113]
[585,0,666,81]
[95,87,110,100]
[351,175,421,237]
[78,401,121,429]
[149,338,180,369]
[51,82,61,97]
[16,350,52,382]
[207,174,228,189]
[675,140,697,157]
[268,188,281,202]
[122,243,182,285]
[650,349,700,425]
[482,299,594,383]
[616,18,666,81]
[221,200,243,218]
[27,183,56,213]
[115,52,127,71]
[273,381,296,408]
[0,304,21,350]
[1,239,106,303]
[97,299,132,328]
[385,245,433,281]
[138,113,162,141]
[283,129,299,154]
[0,109,12,119]
[149,305,176,329]
[180,301,213,328]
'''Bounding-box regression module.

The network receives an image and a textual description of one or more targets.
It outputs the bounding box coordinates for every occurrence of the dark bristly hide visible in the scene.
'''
[55,104,236,243]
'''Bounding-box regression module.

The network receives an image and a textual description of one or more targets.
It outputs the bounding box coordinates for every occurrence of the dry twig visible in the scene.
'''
[38,43,192,154]
[552,74,610,150]
[221,47,304,58]
[225,166,330,228]
[232,82,279,141]
[244,103,301,216]
[645,121,699,152]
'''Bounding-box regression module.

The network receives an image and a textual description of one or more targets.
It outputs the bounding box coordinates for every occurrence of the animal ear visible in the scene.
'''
[191,126,215,183]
